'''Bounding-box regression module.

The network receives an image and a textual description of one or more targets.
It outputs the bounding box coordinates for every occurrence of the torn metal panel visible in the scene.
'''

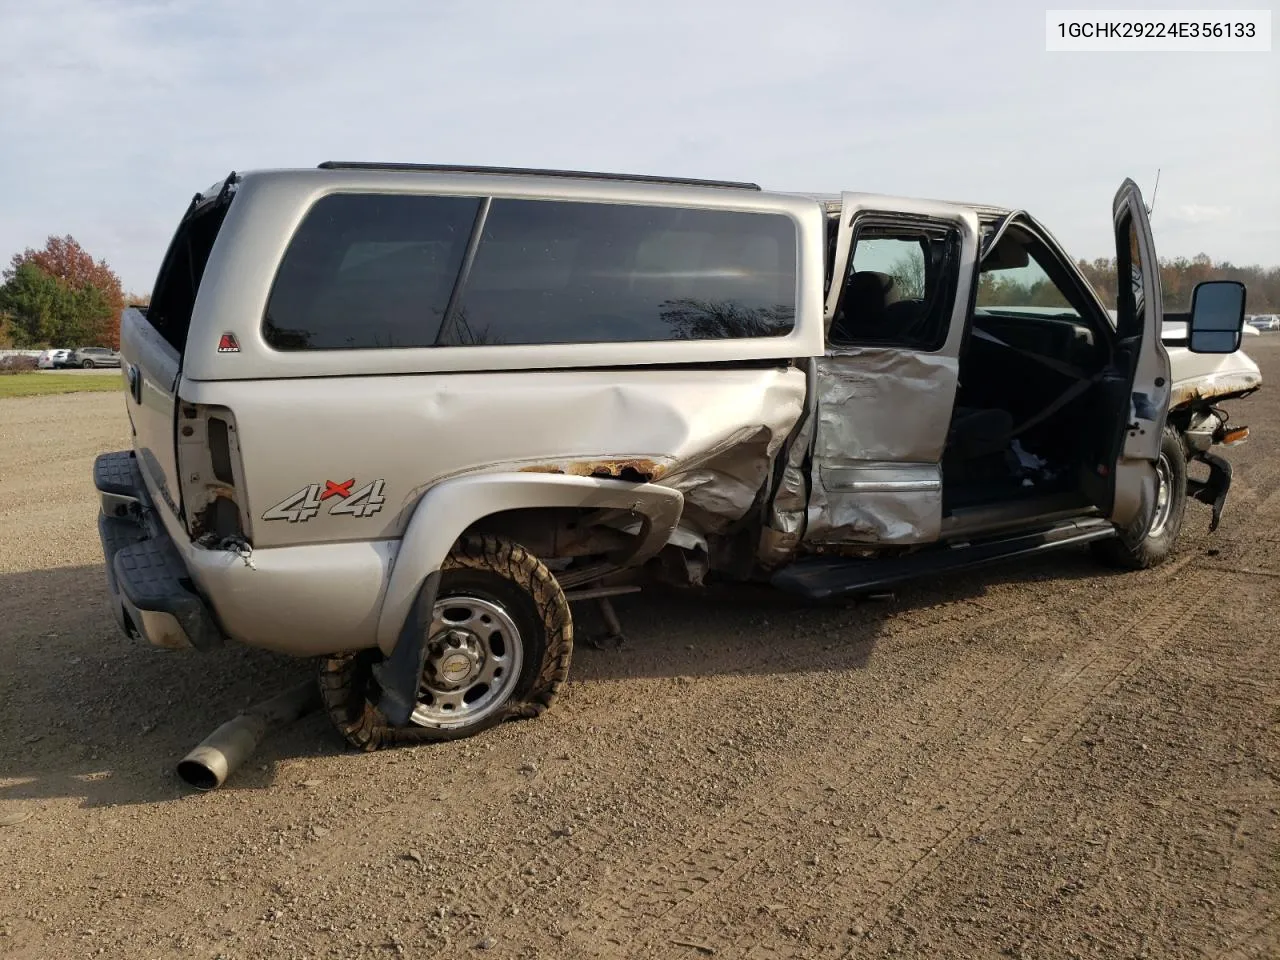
[660,426,789,534]
[518,458,669,482]
[758,525,802,567]
[804,347,957,545]
[761,356,817,564]
[1170,371,1262,408]
[177,405,253,545]
[766,412,813,537]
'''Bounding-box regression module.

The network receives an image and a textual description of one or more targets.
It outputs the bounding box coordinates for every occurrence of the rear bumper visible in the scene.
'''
[94,450,226,651]
[94,451,396,658]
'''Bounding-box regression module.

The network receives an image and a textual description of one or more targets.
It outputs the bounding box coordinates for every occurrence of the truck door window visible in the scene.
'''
[971,231,1103,371]
[829,223,961,351]
[976,241,1082,320]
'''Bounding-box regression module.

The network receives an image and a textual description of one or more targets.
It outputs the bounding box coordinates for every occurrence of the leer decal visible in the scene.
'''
[217,333,241,353]
[262,479,386,522]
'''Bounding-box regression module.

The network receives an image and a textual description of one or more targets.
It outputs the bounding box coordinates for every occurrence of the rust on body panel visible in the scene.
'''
[519,458,669,483]
[1169,370,1261,409]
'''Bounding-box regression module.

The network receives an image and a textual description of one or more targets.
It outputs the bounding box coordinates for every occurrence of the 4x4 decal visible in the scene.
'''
[262,479,386,523]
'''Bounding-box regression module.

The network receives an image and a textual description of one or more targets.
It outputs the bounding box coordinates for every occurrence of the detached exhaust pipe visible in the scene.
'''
[177,680,321,791]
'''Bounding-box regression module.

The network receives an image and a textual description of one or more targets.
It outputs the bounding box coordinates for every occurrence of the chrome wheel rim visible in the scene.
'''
[410,595,523,729]
[1148,453,1175,538]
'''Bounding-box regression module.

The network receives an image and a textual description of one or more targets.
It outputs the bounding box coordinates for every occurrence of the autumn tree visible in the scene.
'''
[1075,255,1280,313]
[0,264,65,347]
[0,236,125,348]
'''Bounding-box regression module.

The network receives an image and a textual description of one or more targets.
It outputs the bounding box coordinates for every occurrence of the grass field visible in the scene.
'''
[0,372,124,398]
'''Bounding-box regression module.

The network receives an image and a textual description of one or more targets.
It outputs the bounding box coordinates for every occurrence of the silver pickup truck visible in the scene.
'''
[94,164,1259,752]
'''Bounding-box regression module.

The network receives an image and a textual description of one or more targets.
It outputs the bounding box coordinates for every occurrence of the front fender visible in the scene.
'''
[373,472,683,655]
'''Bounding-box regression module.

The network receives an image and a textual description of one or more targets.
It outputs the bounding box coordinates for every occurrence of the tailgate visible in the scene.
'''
[121,308,182,513]
[120,178,236,518]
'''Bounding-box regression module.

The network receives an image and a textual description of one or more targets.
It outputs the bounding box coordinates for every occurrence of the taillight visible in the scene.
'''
[177,403,251,546]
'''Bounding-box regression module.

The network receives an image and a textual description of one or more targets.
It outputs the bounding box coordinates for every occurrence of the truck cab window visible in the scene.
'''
[829,223,960,351]
[976,238,1082,320]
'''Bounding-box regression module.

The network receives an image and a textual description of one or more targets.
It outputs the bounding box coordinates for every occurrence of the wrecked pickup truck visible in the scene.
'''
[95,163,1259,754]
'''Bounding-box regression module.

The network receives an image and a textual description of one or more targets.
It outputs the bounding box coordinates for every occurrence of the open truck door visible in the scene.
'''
[801,193,979,547]
[1095,180,1252,563]
[1097,179,1172,533]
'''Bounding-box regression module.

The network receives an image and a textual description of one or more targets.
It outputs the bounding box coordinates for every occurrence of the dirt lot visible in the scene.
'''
[1,346,1277,960]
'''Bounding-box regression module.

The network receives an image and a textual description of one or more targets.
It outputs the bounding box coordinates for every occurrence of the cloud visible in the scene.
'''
[0,0,1275,291]
[1164,205,1234,225]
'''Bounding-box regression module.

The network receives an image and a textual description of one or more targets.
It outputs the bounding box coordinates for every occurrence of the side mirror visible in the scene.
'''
[1188,280,1247,354]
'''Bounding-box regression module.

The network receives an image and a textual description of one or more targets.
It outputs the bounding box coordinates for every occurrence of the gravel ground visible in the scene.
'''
[0,346,1277,959]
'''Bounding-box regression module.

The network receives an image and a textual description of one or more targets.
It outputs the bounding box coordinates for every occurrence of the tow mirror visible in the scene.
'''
[1188,280,1246,354]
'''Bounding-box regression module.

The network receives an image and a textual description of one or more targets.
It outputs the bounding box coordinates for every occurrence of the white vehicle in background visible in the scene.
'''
[1250,314,1280,331]
[1114,310,1259,338]
[37,348,70,369]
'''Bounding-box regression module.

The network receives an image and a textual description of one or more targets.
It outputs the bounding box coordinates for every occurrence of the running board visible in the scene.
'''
[772,518,1117,601]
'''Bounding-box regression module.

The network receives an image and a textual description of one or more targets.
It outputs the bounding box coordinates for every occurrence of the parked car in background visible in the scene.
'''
[1251,314,1280,331]
[67,346,122,368]
[37,348,71,368]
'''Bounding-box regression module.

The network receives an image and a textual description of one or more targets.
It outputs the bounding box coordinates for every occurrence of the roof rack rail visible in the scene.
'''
[315,161,761,191]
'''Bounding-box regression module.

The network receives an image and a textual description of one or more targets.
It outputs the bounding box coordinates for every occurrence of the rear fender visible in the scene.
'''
[373,472,683,654]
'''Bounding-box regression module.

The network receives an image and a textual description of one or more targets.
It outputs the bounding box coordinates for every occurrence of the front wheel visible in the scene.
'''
[1091,428,1187,570]
[320,536,574,750]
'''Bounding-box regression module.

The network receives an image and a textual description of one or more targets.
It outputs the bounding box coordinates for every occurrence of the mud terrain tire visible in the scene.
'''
[1091,428,1187,570]
[320,536,573,751]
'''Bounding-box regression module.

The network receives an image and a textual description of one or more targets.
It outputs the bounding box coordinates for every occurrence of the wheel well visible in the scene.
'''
[1166,403,1197,432]
[459,507,637,560]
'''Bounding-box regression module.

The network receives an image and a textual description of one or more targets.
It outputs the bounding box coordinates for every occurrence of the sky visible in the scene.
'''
[0,0,1275,294]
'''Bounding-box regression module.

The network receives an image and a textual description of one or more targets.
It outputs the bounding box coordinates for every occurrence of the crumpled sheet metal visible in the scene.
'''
[812,348,958,463]
[1165,344,1261,408]
[802,347,957,545]
[645,371,805,533]
[806,464,942,545]
[767,412,813,539]
[664,464,759,534]
[1170,369,1263,408]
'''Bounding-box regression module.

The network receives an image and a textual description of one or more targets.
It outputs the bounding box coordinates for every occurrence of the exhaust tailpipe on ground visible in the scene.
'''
[176,680,321,791]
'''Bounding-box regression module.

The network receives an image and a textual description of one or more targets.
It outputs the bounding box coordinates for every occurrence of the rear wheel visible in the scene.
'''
[81,359,93,368]
[1091,428,1187,570]
[320,536,573,750]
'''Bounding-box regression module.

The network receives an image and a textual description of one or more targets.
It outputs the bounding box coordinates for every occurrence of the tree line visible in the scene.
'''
[2,234,1278,351]
[979,254,1280,314]
[1076,255,1280,313]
